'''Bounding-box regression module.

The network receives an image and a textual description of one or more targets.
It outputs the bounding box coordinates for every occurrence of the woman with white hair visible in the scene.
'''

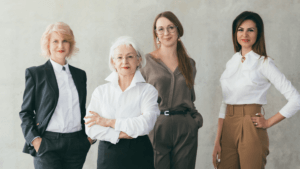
[84,36,159,169]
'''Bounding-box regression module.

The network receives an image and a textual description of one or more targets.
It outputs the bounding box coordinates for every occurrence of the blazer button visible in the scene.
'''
[37,123,40,126]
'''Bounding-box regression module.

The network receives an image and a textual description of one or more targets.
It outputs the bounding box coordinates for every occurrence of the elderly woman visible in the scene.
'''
[19,22,92,169]
[212,11,300,169]
[84,36,159,169]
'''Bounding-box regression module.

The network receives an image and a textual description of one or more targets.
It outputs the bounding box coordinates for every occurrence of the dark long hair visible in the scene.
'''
[153,11,194,89]
[232,11,268,58]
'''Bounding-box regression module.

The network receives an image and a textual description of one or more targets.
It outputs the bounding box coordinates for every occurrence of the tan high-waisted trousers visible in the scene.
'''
[218,104,269,169]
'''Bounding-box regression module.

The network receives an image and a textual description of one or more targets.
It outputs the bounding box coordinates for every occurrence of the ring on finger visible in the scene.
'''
[254,122,258,126]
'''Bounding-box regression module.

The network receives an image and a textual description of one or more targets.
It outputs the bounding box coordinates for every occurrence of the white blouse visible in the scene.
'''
[85,70,160,144]
[219,51,300,119]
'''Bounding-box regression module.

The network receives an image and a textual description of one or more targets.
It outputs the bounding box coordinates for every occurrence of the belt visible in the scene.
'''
[43,130,85,139]
[160,110,187,116]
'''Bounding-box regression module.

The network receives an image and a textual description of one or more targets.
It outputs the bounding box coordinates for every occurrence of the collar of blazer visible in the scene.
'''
[44,60,84,105]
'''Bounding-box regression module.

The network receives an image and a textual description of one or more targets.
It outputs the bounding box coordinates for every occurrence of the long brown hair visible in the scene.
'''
[232,11,268,58]
[153,11,194,89]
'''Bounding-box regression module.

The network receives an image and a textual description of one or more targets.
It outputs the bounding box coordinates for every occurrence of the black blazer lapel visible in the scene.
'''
[69,65,83,106]
[44,60,59,100]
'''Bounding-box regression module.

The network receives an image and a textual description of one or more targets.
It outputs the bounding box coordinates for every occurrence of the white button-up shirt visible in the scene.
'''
[46,59,82,132]
[219,51,300,118]
[85,70,160,144]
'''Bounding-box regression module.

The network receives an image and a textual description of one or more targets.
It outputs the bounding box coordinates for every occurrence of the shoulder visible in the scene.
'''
[140,83,158,95]
[25,62,47,76]
[189,57,196,66]
[69,65,86,74]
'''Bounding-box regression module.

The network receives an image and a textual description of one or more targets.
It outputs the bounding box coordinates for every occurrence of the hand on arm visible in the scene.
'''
[251,112,285,129]
[212,118,223,169]
[84,111,116,128]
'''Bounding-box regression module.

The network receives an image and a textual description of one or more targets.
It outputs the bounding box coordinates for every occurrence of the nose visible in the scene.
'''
[164,28,169,35]
[243,31,248,37]
[122,57,129,63]
[58,42,63,48]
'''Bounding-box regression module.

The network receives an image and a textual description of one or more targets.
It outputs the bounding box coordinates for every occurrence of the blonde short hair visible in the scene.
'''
[108,36,146,72]
[41,22,78,58]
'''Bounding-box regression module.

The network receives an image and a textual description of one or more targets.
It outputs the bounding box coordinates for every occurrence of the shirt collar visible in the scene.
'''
[50,59,69,73]
[105,70,146,88]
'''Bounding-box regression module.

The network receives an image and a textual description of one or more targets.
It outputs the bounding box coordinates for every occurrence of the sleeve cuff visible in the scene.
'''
[105,128,120,144]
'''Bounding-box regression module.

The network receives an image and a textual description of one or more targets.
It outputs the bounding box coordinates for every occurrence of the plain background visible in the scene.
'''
[1,0,300,168]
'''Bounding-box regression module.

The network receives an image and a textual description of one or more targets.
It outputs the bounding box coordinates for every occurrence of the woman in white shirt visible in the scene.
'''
[212,11,300,169]
[84,36,160,169]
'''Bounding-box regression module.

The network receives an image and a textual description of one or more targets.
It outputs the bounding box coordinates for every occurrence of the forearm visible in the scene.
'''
[266,112,285,128]
[214,118,224,144]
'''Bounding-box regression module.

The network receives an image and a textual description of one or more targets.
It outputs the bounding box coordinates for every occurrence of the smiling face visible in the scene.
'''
[112,44,141,77]
[237,19,258,51]
[49,32,70,63]
[156,17,179,47]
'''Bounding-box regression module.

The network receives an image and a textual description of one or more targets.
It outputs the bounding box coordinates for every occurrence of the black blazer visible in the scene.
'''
[19,60,87,156]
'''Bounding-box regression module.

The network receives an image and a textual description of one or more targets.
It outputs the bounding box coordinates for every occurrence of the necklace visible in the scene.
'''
[241,56,246,63]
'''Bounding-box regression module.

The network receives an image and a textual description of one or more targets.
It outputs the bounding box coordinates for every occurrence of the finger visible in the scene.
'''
[87,123,94,128]
[256,113,263,117]
[251,117,258,121]
[89,111,97,115]
[85,120,92,125]
[251,118,257,122]
[218,150,221,162]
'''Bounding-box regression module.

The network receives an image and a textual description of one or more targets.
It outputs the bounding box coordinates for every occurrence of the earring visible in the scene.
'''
[178,38,181,41]
[157,37,160,44]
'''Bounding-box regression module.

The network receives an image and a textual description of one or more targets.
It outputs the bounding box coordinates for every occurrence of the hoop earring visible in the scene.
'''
[157,37,160,44]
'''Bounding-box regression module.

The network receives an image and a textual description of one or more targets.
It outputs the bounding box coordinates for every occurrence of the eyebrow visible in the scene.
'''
[238,27,256,29]
[157,24,175,28]
[116,52,135,56]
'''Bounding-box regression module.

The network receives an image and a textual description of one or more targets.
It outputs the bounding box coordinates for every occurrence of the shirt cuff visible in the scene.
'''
[31,136,41,146]
[218,103,227,119]
[105,128,120,144]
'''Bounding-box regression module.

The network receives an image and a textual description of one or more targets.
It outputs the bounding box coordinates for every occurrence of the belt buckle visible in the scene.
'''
[164,110,170,116]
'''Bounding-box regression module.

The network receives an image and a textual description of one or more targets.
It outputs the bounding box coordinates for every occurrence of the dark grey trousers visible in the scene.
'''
[34,130,90,169]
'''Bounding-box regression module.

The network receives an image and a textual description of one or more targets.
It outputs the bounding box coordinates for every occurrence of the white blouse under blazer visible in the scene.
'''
[219,51,300,119]
[85,70,160,144]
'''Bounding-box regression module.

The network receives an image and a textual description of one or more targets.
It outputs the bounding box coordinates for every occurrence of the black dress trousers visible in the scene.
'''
[97,135,154,169]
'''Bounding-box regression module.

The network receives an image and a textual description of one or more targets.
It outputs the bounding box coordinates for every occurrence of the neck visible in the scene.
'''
[158,43,177,59]
[241,48,252,57]
[118,73,134,92]
[51,56,66,66]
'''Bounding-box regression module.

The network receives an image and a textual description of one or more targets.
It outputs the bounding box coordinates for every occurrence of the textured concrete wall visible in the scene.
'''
[1,0,299,168]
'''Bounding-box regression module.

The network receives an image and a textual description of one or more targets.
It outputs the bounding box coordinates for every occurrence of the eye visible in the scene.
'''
[248,29,254,32]
[238,28,243,31]
[158,28,163,31]
[169,26,175,29]
[53,40,58,43]
[128,55,133,58]
[63,40,68,43]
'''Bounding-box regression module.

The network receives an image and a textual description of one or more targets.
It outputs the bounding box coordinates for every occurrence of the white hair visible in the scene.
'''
[108,36,146,72]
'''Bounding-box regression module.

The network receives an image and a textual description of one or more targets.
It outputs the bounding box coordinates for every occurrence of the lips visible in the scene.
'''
[242,39,249,42]
[122,67,129,69]
[58,50,64,53]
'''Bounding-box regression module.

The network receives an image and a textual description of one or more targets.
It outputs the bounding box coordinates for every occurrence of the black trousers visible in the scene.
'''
[34,130,90,169]
[97,135,154,169]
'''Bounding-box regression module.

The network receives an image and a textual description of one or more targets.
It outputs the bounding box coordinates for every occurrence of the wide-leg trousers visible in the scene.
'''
[149,114,198,169]
[218,104,269,169]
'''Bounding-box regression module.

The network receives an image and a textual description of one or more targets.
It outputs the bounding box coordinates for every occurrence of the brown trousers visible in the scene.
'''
[149,114,198,169]
[218,104,269,169]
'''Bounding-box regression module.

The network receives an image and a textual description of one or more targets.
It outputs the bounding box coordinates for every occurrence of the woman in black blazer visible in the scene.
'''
[19,22,93,169]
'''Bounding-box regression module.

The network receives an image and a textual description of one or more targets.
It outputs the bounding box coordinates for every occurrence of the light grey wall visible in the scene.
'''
[1,0,299,168]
